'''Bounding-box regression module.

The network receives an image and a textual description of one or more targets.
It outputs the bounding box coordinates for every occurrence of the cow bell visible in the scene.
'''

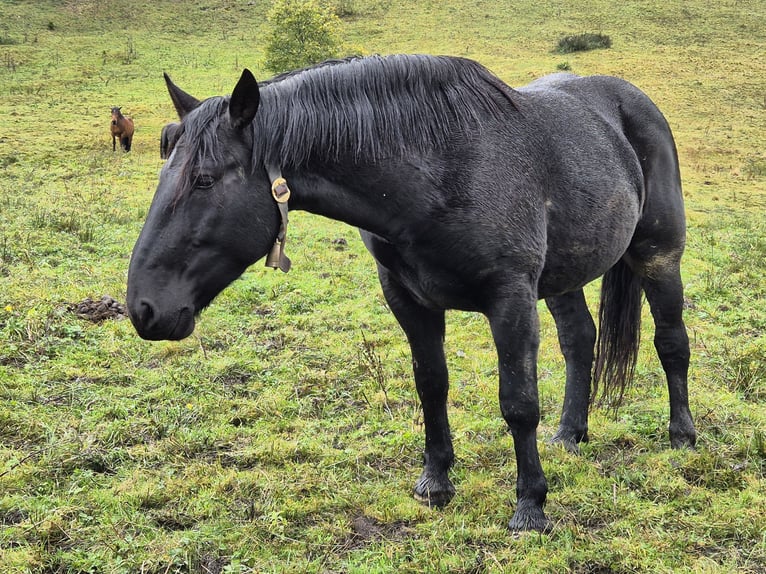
[265,239,291,273]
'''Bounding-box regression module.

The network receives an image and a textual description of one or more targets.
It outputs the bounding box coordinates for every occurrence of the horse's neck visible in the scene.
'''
[287,165,421,241]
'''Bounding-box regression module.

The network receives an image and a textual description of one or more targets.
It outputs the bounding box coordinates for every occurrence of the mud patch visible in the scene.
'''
[341,514,415,552]
[151,509,198,531]
[68,295,128,323]
[0,507,28,526]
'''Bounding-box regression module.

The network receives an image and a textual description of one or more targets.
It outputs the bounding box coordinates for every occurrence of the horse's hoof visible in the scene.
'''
[508,506,553,533]
[413,471,455,508]
[670,419,697,449]
[548,435,580,454]
[670,431,697,450]
[548,427,588,454]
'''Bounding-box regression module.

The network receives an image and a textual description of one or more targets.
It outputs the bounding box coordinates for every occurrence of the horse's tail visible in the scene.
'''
[592,258,643,408]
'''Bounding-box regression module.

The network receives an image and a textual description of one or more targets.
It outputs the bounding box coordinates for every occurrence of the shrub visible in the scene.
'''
[334,0,356,17]
[556,33,612,54]
[264,0,343,74]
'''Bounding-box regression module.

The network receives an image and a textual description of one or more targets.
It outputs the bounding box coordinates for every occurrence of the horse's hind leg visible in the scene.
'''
[640,262,697,448]
[376,266,455,506]
[628,225,695,448]
[545,289,596,452]
[619,82,696,448]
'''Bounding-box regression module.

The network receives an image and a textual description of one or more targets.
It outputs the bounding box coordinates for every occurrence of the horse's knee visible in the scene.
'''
[500,392,540,433]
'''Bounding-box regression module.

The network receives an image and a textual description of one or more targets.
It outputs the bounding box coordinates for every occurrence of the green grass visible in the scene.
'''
[1,0,765,572]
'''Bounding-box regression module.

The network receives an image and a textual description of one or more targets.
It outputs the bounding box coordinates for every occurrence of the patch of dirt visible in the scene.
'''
[570,562,619,574]
[197,554,229,574]
[341,514,415,551]
[0,355,27,368]
[0,507,28,526]
[331,237,348,249]
[67,295,128,323]
[151,509,198,531]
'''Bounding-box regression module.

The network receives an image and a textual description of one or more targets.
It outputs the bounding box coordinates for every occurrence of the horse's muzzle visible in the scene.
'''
[128,298,196,341]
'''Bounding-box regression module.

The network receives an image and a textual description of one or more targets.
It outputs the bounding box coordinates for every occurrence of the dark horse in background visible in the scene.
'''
[110,106,134,152]
[126,55,696,532]
[160,121,181,159]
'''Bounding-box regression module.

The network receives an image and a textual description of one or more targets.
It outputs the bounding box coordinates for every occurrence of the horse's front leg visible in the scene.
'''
[545,290,596,452]
[488,283,552,532]
[376,266,455,507]
[112,134,116,152]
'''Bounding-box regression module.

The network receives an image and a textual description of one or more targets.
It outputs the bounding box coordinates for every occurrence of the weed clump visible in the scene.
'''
[556,33,612,54]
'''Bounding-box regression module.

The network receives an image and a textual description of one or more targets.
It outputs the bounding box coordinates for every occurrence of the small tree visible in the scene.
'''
[264,0,343,74]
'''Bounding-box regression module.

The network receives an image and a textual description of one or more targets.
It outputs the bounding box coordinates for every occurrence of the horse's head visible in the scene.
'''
[111,107,121,125]
[127,70,280,341]
[160,121,182,159]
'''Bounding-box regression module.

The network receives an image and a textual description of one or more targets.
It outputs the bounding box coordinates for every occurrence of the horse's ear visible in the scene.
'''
[228,69,260,130]
[164,72,201,119]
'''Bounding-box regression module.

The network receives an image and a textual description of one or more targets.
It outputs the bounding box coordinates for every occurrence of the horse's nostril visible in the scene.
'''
[138,299,156,326]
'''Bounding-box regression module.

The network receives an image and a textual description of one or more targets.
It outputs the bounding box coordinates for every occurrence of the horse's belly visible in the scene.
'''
[538,189,641,298]
[538,249,619,298]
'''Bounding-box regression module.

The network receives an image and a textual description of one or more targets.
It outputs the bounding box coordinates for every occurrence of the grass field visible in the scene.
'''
[1,0,765,572]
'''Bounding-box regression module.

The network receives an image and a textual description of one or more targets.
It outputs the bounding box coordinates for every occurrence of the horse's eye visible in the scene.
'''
[194,174,217,190]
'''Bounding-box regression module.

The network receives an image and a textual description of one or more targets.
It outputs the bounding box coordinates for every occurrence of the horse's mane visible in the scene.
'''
[254,54,518,168]
[176,55,518,198]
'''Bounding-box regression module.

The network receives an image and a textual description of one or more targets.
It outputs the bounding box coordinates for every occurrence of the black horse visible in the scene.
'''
[159,121,181,159]
[127,55,696,532]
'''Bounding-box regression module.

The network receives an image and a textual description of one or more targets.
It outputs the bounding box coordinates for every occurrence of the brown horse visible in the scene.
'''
[110,107,134,152]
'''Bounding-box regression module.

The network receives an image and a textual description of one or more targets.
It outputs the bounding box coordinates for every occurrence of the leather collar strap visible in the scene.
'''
[265,166,292,273]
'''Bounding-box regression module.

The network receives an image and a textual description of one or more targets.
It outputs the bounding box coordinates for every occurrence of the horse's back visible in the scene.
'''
[519,73,681,199]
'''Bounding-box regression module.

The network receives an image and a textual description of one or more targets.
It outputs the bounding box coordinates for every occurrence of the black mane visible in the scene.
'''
[254,54,518,168]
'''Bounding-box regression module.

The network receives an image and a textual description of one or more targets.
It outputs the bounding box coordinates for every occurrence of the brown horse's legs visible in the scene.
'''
[376,266,455,507]
[112,135,116,152]
[488,284,551,532]
[641,267,696,448]
[545,290,596,452]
